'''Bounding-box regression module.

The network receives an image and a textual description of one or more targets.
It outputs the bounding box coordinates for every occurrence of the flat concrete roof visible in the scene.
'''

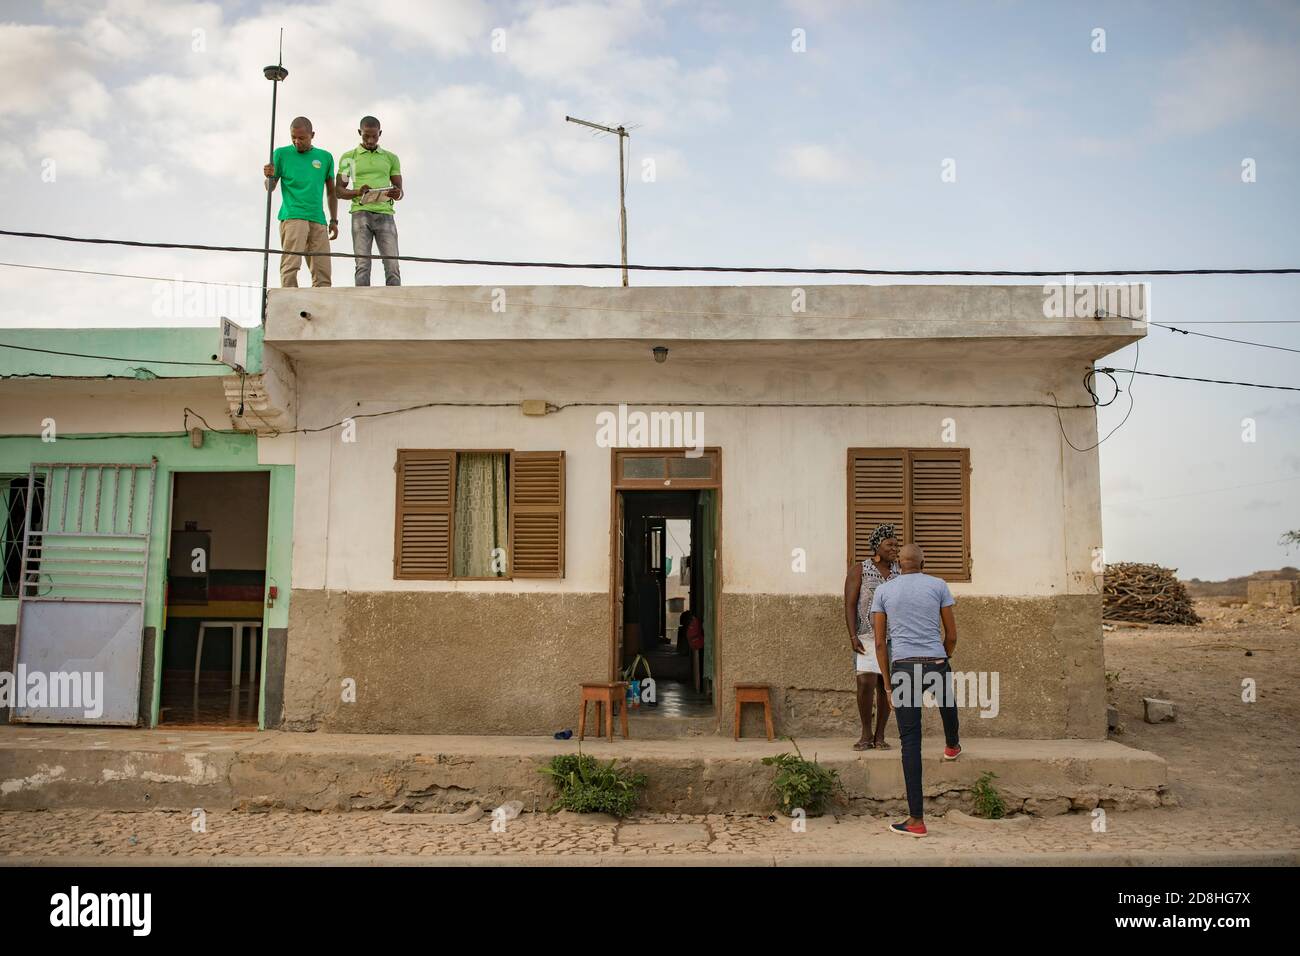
[265,284,1146,364]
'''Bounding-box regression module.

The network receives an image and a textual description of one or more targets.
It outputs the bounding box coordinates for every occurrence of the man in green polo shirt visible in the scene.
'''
[337,116,404,286]
[262,116,339,287]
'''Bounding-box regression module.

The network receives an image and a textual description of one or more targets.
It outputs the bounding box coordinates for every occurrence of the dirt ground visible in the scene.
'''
[1104,598,1300,819]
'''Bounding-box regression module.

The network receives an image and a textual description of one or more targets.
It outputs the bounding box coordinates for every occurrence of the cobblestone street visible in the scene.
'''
[2,807,1296,863]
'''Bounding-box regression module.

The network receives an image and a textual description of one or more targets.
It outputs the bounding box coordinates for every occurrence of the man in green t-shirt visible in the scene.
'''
[262,116,339,287]
[336,116,404,286]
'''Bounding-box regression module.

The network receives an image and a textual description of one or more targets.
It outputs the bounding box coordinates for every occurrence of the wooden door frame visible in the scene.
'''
[608,449,722,713]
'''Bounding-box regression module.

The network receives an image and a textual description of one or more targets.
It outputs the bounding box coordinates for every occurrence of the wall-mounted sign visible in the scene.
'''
[220,318,248,371]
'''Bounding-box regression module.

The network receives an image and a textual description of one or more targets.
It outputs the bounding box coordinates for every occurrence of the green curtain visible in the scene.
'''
[699,489,716,684]
[453,453,508,577]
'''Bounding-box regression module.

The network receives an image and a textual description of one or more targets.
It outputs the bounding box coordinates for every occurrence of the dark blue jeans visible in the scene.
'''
[351,211,401,286]
[891,659,960,819]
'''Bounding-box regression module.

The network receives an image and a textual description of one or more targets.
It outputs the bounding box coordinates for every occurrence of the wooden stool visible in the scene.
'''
[578,682,629,741]
[734,683,774,740]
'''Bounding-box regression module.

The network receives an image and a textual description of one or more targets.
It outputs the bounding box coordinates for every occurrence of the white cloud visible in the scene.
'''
[503,1,661,84]
[782,0,861,20]
[1155,31,1300,136]
[31,128,109,178]
[370,0,491,56]
[498,0,729,130]
[0,143,26,173]
[0,23,111,123]
[778,143,854,183]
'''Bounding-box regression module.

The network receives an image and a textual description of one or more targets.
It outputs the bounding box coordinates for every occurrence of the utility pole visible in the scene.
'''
[565,115,629,287]
[260,30,288,326]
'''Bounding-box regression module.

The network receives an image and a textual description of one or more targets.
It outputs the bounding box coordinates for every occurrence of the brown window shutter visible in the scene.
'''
[510,451,565,578]
[909,448,969,581]
[847,449,907,565]
[394,450,453,579]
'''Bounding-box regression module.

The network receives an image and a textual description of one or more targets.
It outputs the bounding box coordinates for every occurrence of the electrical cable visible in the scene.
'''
[2,228,1298,276]
[1096,368,1300,391]
[1107,474,1300,505]
[0,259,1153,325]
[3,396,1099,444]
[0,431,198,441]
[1083,368,1120,407]
[1052,340,1141,453]
[0,260,257,289]
[6,260,1300,350]
[0,340,222,366]
[1150,322,1300,354]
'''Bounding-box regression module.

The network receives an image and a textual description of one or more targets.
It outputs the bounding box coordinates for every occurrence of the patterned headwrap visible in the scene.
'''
[867,523,898,555]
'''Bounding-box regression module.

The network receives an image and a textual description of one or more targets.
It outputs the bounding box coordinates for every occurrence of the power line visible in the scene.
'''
[5,257,1300,347]
[1098,368,1300,391]
[1107,474,1300,506]
[1151,322,1300,355]
[0,396,1100,443]
[2,228,1298,276]
[0,258,1170,325]
[271,398,1098,438]
[0,260,257,289]
[17,250,1296,325]
[0,340,223,367]
[5,258,1300,343]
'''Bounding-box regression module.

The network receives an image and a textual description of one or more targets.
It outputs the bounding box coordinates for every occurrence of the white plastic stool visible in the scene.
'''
[194,620,262,688]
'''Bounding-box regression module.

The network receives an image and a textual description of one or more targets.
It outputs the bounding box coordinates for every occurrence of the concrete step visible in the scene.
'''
[0,726,1167,816]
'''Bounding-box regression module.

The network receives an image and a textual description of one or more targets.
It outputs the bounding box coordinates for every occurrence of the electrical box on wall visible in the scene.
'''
[220,317,248,372]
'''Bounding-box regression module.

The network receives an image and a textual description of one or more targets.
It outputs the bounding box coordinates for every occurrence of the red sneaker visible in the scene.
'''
[943,744,962,761]
[889,820,928,838]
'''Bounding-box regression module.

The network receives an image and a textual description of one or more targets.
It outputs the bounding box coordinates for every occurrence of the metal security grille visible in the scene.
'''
[11,460,157,725]
[2,475,44,598]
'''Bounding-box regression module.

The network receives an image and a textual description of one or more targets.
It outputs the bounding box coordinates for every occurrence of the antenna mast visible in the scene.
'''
[565,115,630,287]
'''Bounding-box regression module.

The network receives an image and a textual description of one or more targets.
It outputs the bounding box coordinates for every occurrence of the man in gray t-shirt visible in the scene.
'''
[869,568,954,661]
[870,543,961,838]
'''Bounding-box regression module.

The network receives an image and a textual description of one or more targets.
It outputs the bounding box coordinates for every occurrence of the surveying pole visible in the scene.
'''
[260,30,288,326]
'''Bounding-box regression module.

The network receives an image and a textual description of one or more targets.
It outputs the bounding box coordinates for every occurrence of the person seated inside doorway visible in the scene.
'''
[680,609,706,656]
[676,609,694,656]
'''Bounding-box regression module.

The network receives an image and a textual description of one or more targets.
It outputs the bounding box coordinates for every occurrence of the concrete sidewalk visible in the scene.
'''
[0,725,1167,815]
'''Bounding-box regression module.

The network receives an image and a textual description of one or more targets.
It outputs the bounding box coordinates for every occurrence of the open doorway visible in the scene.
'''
[618,490,715,719]
[159,472,269,729]
[611,449,721,730]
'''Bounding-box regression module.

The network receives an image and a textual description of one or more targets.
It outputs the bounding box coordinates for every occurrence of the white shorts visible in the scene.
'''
[854,642,882,675]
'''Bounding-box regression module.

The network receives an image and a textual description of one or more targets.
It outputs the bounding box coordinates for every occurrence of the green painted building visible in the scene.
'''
[0,326,294,730]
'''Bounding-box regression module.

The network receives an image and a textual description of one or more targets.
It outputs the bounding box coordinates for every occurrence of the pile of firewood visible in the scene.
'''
[1103,562,1202,625]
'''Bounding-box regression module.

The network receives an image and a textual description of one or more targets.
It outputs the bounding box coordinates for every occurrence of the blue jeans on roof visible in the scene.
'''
[351,211,400,286]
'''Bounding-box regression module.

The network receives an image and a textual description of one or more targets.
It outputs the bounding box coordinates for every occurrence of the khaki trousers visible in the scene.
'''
[279,219,332,287]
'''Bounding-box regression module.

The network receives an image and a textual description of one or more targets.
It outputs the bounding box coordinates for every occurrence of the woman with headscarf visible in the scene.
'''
[843,523,901,750]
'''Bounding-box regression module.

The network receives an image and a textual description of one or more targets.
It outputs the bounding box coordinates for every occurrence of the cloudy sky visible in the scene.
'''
[0,0,1297,580]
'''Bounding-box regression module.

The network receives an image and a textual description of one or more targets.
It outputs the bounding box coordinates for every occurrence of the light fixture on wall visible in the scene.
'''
[189,427,204,449]
[652,346,669,364]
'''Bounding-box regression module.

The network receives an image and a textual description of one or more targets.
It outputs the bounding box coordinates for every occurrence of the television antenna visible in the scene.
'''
[565,115,630,287]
